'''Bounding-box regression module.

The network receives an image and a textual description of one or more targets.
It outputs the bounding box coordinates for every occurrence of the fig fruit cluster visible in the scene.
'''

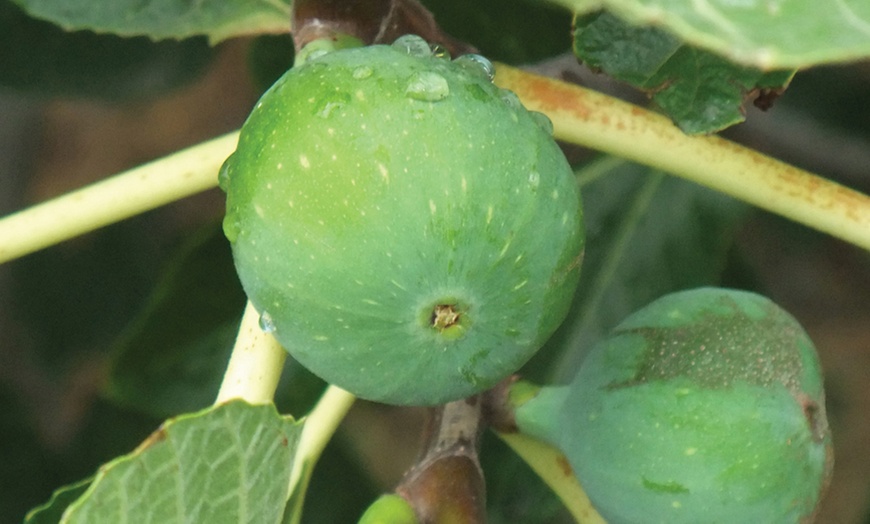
[222,35,584,405]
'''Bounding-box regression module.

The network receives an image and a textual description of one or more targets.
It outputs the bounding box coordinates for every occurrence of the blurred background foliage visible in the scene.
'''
[1,0,869,522]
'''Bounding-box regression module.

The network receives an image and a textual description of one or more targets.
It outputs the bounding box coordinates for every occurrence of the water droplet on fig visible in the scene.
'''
[530,111,554,135]
[218,155,233,192]
[317,101,343,118]
[314,92,351,118]
[430,43,450,60]
[304,49,329,63]
[259,311,277,333]
[499,89,522,109]
[406,71,449,102]
[352,66,373,79]
[392,35,432,57]
[222,215,241,243]
[528,171,541,190]
[454,54,495,82]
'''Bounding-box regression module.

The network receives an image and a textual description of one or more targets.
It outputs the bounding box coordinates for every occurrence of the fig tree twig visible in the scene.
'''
[0,131,237,264]
[495,65,870,252]
[214,301,287,405]
[396,396,487,524]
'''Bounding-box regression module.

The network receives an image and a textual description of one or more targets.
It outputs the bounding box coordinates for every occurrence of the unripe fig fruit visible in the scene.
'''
[222,36,584,405]
[515,288,832,523]
[358,494,419,524]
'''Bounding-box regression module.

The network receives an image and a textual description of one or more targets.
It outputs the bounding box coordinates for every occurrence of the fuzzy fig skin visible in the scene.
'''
[561,288,832,524]
[222,37,584,405]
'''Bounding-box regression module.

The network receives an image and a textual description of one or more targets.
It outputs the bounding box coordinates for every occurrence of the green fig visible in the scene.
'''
[222,35,584,405]
[515,287,832,523]
[358,494,419,524]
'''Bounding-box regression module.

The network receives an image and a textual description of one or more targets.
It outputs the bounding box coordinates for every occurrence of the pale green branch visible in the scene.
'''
[496,65,870,252]
[285,385,356,524]
[496,431,606,524]
[215,301,287,405]
[0,131,238,264]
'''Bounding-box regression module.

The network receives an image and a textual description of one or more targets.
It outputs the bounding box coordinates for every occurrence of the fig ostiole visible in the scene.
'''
[222,35,584,405]
[512,287,832,524]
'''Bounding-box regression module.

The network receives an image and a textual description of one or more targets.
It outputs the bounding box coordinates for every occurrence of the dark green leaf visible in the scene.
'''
[247,33,296,95]
[0,1,213,100]
[422,0,572,64]
[12,0,291,43]
[573,11,794,134]
[552,0,870,69]
[482,432,569,524]
[104,225,247,419]
[25,478,92,524]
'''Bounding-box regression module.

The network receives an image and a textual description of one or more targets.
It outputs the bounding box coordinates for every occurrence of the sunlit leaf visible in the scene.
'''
[11,0,291,43]
[551,0,870,68]
[60,401,301,524]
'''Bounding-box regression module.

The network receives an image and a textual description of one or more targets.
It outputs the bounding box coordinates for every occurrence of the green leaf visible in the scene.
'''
[25,478,92,524]
[11,0,291,43]
[104,225,247,419]
[573,10,794,133]
[552,0,870,69]
[59,401,301,524]
[524,157,749,382]
[0,1,213,100]
[247,33,296,94]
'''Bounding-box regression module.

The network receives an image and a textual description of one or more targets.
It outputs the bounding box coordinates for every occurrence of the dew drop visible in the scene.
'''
[218,154,233,192]
[406,71,449,102]
[430,43,450,60]
[499,89,522,109]
[314,91,351,118]
[259,311,277,333]
[352,66,373,79]
[528,171,540,191]
[317,101,343,118]
[304,48,330,63]
[454,54,495,82]
[222,215,241,243]
[392,34,432,57]
[530,111,554,135]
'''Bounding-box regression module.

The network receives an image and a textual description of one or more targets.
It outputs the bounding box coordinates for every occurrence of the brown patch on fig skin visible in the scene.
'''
[607,294,806,394]
[791,390,834,524]
[798,393,829,444]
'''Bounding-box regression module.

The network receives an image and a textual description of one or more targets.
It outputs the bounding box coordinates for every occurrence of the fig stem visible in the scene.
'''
[495,431,606,524]
[214,301,287,405]
[397,397,487,523]
[0,131,237,264]
[285,385,356,524]
[512,384,572,446]
[495,64,870,252]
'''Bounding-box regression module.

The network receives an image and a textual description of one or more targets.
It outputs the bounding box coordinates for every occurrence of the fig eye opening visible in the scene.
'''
[431,303,461,330]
